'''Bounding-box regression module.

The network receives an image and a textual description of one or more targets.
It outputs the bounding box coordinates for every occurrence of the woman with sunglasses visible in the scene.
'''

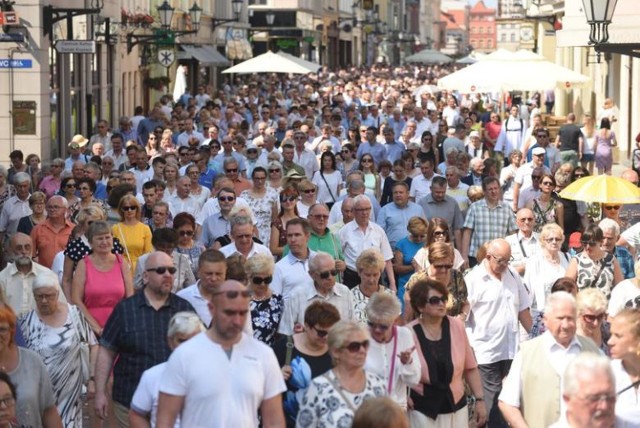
[70,177,107,221]
[296,179,319,219]
[413,218,465,272]
[364,292,421,411]
[173,213,205,279]
[112,194,152,277]
[406,278,487,428]
[72,221,133,337]
[59,176,78,207]
[297,320,386,428]
[523,223,570,313]
[270,186,300,258]
[566,224,623,301]
[607,308,640,425]
[241,166,279,245]
[357,155,382,201]
[145,132,161,159]
[352,250,396,324]
[273,301,340,427]
[338,143,357,181]
[267,160,284,192]
[526,173,564,233]
[601,202,623,227]
[246,254,283,346]
[418,131,439,169]
[406,242,469,322]
[576,289,610,355]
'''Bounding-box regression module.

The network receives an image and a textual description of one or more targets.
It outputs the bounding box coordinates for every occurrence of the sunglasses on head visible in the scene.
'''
[146,266,177,275]
[344,340,370,353]
[212,289,252,299]
[252,276,272,285]
[427,296,447,305]
[318,269,338,279]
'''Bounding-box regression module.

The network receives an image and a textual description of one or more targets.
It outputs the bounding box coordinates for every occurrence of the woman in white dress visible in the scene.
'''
[19,273,98,427]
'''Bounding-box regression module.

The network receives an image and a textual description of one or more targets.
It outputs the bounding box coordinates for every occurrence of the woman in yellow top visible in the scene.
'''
[111,194,152,276]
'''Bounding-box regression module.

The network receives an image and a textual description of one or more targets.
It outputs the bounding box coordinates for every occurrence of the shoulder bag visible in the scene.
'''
[70,305,91,383]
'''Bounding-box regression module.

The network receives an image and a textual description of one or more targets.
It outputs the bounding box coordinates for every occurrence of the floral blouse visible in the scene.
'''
[297,369,386,428]
[250,294,284,346]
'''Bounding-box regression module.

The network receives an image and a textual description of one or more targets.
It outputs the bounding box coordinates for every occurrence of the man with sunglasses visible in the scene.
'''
[158,279,286,428]
[464,239,532,427]
[512,147,550,212]
[517,166,544,210]
[278,252,354,336]
[498,292,600,428]
[272,218,317,303]
[95,251,195,425]
[505,208,540,277]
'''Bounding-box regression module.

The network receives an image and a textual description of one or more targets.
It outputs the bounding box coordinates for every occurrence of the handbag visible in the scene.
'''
[70,305,91,383]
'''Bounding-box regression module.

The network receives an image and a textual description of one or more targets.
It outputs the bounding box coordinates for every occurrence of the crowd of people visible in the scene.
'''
[0,63,639,428]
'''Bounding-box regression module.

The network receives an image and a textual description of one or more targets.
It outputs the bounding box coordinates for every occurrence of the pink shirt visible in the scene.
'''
[38,175,61,199]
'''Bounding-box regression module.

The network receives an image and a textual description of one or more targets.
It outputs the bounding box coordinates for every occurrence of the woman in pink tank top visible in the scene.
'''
[71,221,134,336]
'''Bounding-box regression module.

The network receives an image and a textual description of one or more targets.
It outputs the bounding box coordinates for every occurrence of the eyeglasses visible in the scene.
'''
[318,269,338,279]
[225,168,238,173]
[344,340,370,353]
[577,393,616,404]
[361,159,373,163]
[302,189,316,194]
[489,254,514,265]
[581,240,599,247]
[47,205,64,210]
[518,217,534,222]
[253,176,267,181]
[603,205,621,210]
[311,214,329,219]
[433,230,447,237]
[367,321,391,331]
[146,266,177,275]
[281,196,297,203]
[34,292,58,301]
[536,135,548,139]
[122,206,137,211]
[355,207,371,213]
[78,186,91,191]
[541,181,554,186]
[545,237,563,243]
[212,289,252,299]
[432,264,453,270]
[533,153,545,158]
[311,325,329,338]
[582,313,606,323]
[269,169,281,173]
[531,175,542,180]
[252,276,273,285]
[178,230,194,237]
[218,196,235,202]
[427,296,448,305]
[0,396,15,408]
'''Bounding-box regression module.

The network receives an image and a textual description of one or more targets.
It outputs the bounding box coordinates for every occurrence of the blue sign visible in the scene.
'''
[0,59,32,68]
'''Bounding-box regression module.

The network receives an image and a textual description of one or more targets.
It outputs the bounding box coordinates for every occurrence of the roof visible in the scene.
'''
[470,0,496,15]
[441,9,467,31]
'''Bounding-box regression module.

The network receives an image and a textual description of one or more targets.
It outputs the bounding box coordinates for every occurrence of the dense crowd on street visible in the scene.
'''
[0,62,640,428]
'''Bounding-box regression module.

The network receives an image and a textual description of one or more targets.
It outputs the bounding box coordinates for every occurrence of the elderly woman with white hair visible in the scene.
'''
[129,311,204,427]
[364,292,421,411]
[18,273,98,427]
[297,320,386,428]
[599,218,635,280]
[246,253,283,346]
[576,289,610,355]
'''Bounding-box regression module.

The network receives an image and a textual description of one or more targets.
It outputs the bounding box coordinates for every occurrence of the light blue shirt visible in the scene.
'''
[356,141,388,166]
[384,141,406,164]
[376,201,425,249]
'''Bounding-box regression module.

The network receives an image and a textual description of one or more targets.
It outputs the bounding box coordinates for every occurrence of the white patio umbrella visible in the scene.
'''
[172,65,187,103]
[437,49,590,92]
[276,51,321,73]
[222,50,317,74]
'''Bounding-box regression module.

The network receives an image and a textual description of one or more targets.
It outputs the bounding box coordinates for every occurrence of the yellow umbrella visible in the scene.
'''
[558,175,640,204]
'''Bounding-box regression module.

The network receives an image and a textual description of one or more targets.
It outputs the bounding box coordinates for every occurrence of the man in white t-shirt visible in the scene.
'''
[157,279,286,427]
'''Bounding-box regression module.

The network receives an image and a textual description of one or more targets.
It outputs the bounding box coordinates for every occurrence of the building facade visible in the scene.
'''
[469,0,496,53]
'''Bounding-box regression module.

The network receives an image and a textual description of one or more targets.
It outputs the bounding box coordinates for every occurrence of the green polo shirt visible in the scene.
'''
[283,228,344,261]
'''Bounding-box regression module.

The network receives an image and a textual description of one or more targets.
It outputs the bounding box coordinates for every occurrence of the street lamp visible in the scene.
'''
[266,11,275,26]
[126,1,203,54]
[212,0,244,31]
[582,0,618,46]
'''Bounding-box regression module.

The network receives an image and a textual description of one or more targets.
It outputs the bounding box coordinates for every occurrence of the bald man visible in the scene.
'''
[0,232,65,316]
[464,239,532,426]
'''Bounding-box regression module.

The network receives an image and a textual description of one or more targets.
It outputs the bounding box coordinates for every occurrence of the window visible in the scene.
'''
[501,33,507,42]
[488,39,493,48]
[510,33,516,42]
